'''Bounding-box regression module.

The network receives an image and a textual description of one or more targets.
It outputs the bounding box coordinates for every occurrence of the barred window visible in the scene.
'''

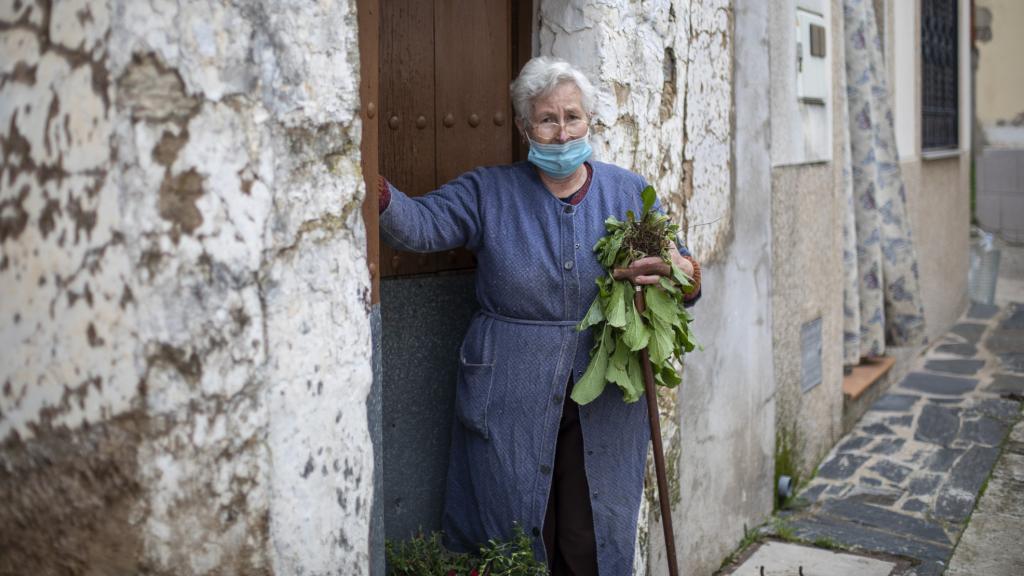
[921,0,959,150]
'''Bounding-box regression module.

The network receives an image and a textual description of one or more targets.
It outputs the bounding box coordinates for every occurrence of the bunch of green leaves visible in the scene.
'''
[386,525,547,576]
[570,186,698,405]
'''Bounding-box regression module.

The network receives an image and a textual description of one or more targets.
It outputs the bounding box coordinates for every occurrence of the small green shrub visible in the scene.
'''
[386,525,548,576]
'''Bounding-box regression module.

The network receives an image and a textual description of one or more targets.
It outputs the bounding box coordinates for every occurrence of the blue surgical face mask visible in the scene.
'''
[526,131,593,179]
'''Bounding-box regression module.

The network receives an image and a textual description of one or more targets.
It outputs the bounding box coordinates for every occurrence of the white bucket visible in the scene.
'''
[968,229,1001,305]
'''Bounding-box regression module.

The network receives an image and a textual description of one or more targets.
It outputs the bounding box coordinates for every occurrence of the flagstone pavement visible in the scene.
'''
[778,301,1024,576]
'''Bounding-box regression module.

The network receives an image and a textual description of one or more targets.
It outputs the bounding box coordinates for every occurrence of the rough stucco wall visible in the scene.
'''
[0,1,373,574]
[770,163,844,473]
[537,1,734,574]
[904,155,970,343]
[769,0,845,479]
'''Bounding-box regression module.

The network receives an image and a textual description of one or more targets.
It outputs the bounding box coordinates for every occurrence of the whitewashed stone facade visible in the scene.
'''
[0,1,374,574]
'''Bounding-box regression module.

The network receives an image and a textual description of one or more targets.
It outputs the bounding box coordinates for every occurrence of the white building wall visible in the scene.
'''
[0,1,374,573]
[891,0,918,161]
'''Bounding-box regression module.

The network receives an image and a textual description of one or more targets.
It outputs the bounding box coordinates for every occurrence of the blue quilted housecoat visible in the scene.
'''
[380,160,693,574]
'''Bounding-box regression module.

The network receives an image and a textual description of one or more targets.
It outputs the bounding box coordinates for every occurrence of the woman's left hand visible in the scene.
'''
[613,247,694,286]
[626,243,692,284]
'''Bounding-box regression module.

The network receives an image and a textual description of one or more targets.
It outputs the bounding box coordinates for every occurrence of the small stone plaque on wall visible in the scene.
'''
[801,317,823,393]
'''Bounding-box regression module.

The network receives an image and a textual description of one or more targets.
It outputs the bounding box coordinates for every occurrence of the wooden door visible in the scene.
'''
[379,0,532,277]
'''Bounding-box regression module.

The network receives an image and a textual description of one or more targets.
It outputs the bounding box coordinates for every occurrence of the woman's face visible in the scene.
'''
[524,82,589,144]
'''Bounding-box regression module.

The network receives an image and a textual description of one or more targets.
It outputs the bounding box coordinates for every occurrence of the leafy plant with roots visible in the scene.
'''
[571,186,699,405]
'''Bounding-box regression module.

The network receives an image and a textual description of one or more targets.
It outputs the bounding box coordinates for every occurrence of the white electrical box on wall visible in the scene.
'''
[796,8,828,104]
[772,0,833,165]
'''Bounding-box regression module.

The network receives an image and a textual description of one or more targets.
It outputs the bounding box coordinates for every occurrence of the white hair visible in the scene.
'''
[509,56,597,126]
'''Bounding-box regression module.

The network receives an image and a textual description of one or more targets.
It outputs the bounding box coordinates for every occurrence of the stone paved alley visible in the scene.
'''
[722,244,1024,576]
[780,301,1023,575]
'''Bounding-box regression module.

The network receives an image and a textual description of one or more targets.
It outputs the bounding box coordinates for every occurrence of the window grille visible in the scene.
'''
[921,0,959,150]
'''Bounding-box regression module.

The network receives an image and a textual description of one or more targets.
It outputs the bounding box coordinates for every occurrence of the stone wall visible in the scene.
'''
[768,0,846,480]
[0,1,374,574]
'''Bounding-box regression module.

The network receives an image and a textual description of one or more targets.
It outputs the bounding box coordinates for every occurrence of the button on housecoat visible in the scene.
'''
[380,161,693,575]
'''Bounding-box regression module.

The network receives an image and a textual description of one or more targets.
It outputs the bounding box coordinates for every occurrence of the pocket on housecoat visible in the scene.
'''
[456,358,494,439]
[456,315,495,439]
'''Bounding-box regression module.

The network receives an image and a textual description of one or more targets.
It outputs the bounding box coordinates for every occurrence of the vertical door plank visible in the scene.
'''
[379,0,437,276]
[434,0,512,181]
[434,0,511,271]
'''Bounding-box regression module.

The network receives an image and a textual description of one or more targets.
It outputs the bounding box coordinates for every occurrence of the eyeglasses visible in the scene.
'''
[530,117,588,140]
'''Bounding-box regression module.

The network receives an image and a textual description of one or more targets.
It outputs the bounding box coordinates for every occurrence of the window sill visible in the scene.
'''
[921,148,963,161]
[842,356,896,400]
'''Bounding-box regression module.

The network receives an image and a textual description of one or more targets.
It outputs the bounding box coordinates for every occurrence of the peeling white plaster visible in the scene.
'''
[681,1,733,261]
[1,0,132,439]
[2,0,373,573]
[109,0,360,127]
[55,65,112,171]
[0,1,42,26]
[265,233,374,575]
[50,0,110,52]
[0,29,41,72]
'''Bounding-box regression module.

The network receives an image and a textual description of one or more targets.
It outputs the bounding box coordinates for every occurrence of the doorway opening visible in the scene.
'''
[362,0,535,547]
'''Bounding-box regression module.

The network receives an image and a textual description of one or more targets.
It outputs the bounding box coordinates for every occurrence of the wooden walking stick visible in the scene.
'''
[633,284,680,576]
[613,261,680,576]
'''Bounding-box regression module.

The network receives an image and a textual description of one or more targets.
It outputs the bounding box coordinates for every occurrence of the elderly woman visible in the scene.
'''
[378,56,701,575]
